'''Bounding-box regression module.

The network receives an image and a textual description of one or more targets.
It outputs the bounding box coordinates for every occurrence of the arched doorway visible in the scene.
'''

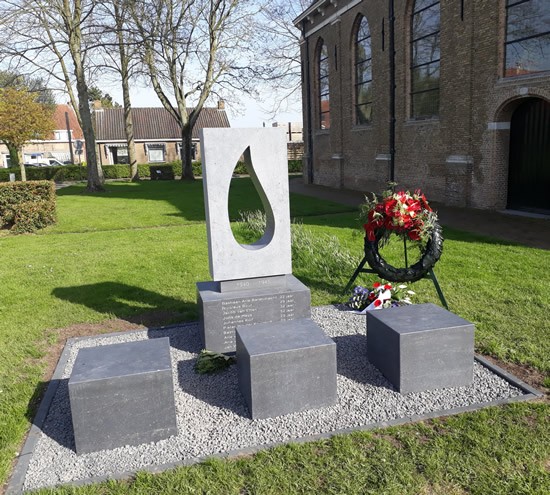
[507,98,550,212]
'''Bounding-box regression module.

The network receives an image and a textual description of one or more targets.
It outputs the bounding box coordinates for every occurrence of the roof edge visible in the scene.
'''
[293,0,328,26]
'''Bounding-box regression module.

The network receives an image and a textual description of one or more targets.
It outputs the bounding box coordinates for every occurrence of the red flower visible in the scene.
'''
[373,282,381,288]
[408,229,421,241]
[374,299,382,307]
[384,198,398,216]
[384,284,392,290]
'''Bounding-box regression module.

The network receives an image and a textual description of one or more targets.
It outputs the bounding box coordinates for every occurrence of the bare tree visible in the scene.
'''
[0,0,105,191]
[128,0,259,181]
[94,0,139,181]
[254,0,309,116]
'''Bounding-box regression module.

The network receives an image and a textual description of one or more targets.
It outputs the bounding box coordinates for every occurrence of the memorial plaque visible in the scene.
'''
[197,275,311,353]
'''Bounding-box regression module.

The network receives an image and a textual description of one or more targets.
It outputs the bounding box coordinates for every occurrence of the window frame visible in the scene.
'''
[317,39,331,130]
[410,0,441,119]
[146,143,166,163]
[504,0,550,77]
[354,15,373,125]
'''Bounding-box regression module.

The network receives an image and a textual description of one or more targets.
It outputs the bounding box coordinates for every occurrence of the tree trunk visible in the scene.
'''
[77,77,104,191]
[68,0,104,192]
[115,1,138,182]
[6,143,19,168]
[123,87,138,181]
[17,148,26,182]
[180,126,195,181]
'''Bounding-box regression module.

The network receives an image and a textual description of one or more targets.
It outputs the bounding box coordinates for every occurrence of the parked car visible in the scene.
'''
[23,158,65,167]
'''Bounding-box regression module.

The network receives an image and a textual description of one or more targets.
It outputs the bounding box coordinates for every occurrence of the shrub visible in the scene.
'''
[288,160,303,173]
[102,164,132,179]
[0,165,87,182]
[191,160,299,177]
[0,180,56,233]
[0,159,301,183]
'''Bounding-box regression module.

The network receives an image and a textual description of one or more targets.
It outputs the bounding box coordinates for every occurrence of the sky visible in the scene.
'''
[112,84,303,128]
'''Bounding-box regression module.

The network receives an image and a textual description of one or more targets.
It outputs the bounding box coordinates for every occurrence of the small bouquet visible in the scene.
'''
[347,281,415,313]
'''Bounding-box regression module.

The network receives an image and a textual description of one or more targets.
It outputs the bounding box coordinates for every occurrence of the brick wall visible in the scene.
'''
[299,0,550,210]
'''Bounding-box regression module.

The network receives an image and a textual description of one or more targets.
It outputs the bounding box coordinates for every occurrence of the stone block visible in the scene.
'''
[367,303,474,394]
[197,274,311,353]
[236,318,337,419]
[68,338,177,454]
[200,128,292,281]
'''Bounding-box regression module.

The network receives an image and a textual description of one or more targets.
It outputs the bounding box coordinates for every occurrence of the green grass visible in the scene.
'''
[30,404,550,495]
[0,179,548,494]
[44,179,355,234]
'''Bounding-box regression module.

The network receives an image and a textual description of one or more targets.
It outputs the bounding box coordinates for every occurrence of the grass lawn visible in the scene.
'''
[0,179,548,494]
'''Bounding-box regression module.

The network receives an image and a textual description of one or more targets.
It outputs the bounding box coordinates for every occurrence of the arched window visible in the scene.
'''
[318,40,330,129]
[505,0,550,77]
[354,16,373,124]
[410,0,440,118]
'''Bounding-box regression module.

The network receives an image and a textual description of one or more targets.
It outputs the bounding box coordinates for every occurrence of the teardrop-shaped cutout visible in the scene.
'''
[228,147,275,248]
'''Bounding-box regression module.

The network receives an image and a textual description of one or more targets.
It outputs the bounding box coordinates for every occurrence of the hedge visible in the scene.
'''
[0,180,56,233]
[0,159,303,183]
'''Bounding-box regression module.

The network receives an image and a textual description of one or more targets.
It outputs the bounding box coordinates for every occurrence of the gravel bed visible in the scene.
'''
[23,306,523,491]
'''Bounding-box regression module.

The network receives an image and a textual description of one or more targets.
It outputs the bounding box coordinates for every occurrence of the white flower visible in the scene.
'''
[380,289,392,300]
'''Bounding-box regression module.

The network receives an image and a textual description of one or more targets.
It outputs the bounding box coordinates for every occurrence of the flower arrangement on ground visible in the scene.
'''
[360,187,438,246]
[347,281,415,312]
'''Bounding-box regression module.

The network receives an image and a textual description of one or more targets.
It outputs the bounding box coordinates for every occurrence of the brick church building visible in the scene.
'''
[294,0,550,212]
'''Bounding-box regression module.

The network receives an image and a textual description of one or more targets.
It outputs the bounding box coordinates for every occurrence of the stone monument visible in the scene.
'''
[197,128,337,418]
[197,128,311,353]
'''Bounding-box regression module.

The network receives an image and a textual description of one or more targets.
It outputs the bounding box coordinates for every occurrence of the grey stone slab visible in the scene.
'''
[219,275,287,293]
[367,303,474,394]
[200,128,292,280]
[197,274,311,353]
[68,338,177,454]
[236,318,337,419]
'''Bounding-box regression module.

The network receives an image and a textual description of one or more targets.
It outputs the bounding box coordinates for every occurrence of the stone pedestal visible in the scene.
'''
[236,318,337,419]
[367,303,474,394]
[197,274,311,353]
[68,338,177,454]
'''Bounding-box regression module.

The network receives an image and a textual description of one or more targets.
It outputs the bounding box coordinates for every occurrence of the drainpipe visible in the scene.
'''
[389,0,396,182]
[302,19,314,184]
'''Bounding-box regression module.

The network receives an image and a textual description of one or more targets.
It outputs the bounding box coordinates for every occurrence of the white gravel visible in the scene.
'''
[22,306,523,491]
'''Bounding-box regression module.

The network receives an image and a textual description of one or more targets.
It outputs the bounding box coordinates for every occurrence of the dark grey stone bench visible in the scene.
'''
[68,337,178,454]
[236,318,337,419]
[367,303,474,394]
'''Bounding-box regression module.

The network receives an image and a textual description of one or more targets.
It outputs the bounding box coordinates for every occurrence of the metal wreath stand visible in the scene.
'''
[343,222,449,309]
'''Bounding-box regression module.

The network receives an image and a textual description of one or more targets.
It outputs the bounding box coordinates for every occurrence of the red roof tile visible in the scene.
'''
[51,104,83,139]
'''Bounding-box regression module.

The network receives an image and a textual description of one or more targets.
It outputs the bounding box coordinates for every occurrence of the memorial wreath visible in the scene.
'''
[359,187,444,283]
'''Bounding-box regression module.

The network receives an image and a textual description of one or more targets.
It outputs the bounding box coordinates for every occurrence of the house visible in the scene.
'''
[93,102,230,165]
[294,0,550,212]
[0,104,84,167]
